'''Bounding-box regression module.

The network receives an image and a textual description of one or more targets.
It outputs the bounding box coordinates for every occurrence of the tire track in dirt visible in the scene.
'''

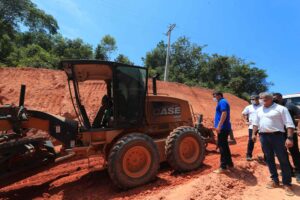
[0,134,261,200]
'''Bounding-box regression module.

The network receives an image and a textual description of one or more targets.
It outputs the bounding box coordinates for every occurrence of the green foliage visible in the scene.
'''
[56,37,93,60]
[95,34,117,60]
[0,0,58,36]
[115,54,134,65]
[3,33,93,68]
[6,44,59,68]
[169,36,206,84]
[144,37,272,99]
[0,0,59,66]
[0,34,14,62]
[143,41,167,78]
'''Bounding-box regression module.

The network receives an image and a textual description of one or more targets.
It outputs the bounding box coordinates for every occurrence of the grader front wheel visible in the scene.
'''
[107,133,159,189]
[166,126,206,172]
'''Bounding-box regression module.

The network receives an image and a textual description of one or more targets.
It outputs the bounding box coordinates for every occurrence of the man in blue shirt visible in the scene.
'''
[213,91,234,173]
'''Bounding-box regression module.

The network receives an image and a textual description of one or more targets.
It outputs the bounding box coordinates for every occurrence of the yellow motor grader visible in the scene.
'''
[0,60,215,189]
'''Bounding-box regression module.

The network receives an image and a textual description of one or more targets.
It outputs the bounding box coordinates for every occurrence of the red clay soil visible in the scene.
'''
[0,67,256,200]
[0,130,259,200]
[2,131,299,200]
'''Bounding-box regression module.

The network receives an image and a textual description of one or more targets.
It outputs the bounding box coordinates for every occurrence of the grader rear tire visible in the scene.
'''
[108,133,159,189]
[166,126,205,172]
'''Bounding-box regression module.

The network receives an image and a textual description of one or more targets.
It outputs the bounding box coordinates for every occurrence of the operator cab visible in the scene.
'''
[61,60,147,130]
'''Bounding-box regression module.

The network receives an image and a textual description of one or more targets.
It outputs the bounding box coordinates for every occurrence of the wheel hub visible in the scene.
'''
[179,136,200,164]
[122,146,151,178]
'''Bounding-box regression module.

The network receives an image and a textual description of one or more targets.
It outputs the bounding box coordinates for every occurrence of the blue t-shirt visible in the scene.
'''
[214,98,231,130]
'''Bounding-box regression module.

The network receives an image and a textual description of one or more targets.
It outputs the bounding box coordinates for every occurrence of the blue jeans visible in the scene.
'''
[218,130,233,169]
[247,129,255,158]
[260,133,291,185]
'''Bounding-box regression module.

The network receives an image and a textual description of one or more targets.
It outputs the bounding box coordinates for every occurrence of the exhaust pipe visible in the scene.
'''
[19,84,26,107]
[152,74,159,95]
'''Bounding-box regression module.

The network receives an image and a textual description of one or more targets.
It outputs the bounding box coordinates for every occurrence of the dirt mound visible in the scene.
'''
[151,160,259,200]
[0,67,248,130]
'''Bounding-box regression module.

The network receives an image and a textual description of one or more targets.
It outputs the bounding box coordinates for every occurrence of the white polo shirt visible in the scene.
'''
[242,104,261,129]
[252,103,295,133]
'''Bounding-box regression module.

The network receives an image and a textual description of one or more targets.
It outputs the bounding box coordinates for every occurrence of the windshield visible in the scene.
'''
[286,97,300,108]
[114,66,147,127]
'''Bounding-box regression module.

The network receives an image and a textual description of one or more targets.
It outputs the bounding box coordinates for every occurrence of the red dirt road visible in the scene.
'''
[2,132,300,200]
[0,128,257,200]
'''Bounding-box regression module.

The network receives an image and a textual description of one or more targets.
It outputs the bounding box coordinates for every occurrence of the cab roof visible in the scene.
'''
[60,59,144,69]
[60,59,146,82]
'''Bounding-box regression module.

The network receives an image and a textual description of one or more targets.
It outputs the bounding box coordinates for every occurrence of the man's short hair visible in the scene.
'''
[273,92,283,97]
[213,91,223,97]
[259,92,273,99]
[250,95,259,99]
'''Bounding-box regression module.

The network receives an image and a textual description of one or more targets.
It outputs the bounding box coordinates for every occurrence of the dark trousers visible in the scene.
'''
[284,132,300,173]
[218,130,233,169]
[260,133,291,185]
[229,130,235,140]
[247,129,255,158]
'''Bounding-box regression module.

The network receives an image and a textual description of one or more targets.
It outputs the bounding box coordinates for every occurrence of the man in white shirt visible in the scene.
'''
[242,95,261,161]
[252,92,295,196]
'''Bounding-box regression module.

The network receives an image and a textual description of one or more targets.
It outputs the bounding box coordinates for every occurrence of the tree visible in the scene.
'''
[199,55,231,88]
[169,36,205,85]
[6,44,59,68]
[16,32,53,51]
[143,41,167,78]
[5,33,93,69]
[95,35,117,60]
[60,38,93,60]
[115,54,133,65]
[143,37,271,99]
[0,0,58,35]
[144,37,207,84]
[0,0,58,65]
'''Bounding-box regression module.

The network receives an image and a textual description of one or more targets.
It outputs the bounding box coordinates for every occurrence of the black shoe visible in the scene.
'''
[227,163,234,168]
[228,139,237,145]
[246,156,253,161]
[257,155,266,163]
[266,181,280,189]
[292,171,295,177]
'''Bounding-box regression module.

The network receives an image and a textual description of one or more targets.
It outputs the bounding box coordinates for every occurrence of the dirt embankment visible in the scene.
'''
[0,67,248,130]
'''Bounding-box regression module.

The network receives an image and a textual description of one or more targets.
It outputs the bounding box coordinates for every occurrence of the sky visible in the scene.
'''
[32,0,300,95]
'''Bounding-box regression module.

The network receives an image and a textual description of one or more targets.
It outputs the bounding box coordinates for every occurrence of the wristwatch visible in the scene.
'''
[287,136,293,141]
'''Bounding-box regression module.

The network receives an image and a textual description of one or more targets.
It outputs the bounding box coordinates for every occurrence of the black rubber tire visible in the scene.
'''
[107,133,159,189]
[166,126,206,172]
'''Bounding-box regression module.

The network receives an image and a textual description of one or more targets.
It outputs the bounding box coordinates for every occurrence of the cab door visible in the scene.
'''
[113,65,147,128]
